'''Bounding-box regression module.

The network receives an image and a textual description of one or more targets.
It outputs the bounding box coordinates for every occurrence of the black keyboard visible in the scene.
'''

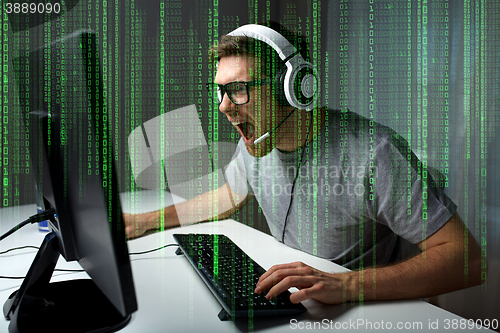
[173,233,307,320]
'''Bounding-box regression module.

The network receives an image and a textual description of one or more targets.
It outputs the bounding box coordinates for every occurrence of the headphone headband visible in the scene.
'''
[227,24,298,61]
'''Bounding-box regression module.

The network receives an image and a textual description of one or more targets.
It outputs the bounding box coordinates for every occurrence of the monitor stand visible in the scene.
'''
[3,232,132,333]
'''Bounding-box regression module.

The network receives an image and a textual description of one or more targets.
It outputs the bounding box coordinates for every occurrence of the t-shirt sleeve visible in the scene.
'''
[365,133,457,244]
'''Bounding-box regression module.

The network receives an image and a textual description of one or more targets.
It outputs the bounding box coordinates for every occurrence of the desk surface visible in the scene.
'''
[0,191,493,332]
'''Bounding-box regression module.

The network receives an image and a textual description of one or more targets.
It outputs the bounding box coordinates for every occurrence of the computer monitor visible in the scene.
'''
[3,31,137,332]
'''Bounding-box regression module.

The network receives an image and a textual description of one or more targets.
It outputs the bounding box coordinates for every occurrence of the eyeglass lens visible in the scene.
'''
[217,82,248,105]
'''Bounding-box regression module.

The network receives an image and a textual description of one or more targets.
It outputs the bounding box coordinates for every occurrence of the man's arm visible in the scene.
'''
[123,184,249,239]
[255,212,485,304]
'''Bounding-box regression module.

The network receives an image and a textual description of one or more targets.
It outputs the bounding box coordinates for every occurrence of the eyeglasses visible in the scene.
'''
[206,78,272,105]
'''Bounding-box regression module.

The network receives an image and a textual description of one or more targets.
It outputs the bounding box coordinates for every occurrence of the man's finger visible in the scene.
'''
[258,262,298,282]
[257,261,307,285]
[255,267,299,293]
[256,262,314,292]
[264,276,315,300]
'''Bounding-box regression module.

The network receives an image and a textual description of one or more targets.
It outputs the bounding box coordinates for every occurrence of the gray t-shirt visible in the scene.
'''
[225,109,456,269]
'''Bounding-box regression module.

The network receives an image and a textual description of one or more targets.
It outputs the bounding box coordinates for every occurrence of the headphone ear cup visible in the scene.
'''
[273,66,291,107]
[293,65,316,106]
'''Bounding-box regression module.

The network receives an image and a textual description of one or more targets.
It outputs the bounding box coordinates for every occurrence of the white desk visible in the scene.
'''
[0,192,494,332]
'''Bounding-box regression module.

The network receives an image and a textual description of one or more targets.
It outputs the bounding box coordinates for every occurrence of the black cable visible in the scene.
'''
[0,209,56,242]
[129,243,179,255]
[54,269,84,273]
[49,244,180,272]
[0,275,25,280]
[0,220,31,242]
[0,242,180,279]
[281,115,313,243]
[0,246,41,279]
[0,246,39,255]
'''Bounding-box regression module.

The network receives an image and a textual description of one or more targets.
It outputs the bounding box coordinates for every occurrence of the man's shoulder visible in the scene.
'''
[325,109,399,143]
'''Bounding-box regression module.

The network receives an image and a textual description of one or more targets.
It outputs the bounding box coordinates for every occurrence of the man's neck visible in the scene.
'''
[275,106,327,152]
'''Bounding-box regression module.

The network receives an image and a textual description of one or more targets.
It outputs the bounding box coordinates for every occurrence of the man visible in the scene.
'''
[124,22,484,304]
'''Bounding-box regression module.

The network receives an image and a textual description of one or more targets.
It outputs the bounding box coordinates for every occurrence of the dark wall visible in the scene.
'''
[2,0,328,234]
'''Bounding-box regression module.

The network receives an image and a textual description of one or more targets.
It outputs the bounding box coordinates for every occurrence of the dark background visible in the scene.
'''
[1,0,499,330]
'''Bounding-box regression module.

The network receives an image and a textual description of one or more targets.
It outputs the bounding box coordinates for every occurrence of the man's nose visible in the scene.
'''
[219,92,237,115]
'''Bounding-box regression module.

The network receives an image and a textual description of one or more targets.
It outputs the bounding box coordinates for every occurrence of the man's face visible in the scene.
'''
[214,55,284,157]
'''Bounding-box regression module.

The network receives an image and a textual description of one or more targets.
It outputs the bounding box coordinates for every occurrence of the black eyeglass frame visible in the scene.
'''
[206,78,273,105]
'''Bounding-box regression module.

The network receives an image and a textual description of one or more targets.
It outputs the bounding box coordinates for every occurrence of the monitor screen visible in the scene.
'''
[4,31,137,333]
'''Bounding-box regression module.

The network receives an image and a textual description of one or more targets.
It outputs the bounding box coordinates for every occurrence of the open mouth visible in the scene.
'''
[232,121,255,144]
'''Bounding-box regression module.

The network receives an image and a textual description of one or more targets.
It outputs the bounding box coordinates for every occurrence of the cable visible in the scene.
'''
[51,243,180,272]
[27,209,56,223]
[0,275,25,280]
[0,246,39,255]
[0,242,180,279]
[0,220,31,242]
[281,114,313,243]
[54,269,84,273]
[0,209,56,242]
[129,243,179,255]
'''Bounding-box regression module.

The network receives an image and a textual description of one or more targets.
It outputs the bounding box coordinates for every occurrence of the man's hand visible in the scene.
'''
[255,261,352,304]
[255,212,484,305]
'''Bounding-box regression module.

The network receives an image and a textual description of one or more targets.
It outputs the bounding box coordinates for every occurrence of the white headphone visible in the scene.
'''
[228,24,318,111]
